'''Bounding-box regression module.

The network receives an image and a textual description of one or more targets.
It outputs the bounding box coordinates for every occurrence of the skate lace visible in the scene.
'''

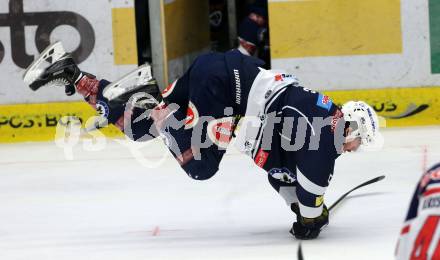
[46,78,70,87]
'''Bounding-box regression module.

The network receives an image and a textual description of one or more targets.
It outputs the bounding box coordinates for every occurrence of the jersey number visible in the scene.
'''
[411,215,440,260]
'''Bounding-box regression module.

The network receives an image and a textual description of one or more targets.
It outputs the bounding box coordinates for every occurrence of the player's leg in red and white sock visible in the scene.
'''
[23,42,162,141]
[23,42,226,180]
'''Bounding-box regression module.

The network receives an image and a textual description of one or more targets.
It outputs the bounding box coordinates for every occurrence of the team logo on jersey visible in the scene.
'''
[255,149,269,168]
[207,117,235,149]
[268,167,296,183]
[161,80,177,98]
[96,100,109,118]
[316,94,333,111]
[275,74,283,82]
[275,73,295,82]
[315,196,324,207]
[185,101,199,129]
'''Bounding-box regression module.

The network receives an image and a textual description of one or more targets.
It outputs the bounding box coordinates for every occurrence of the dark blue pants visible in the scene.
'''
[101,54,236,181]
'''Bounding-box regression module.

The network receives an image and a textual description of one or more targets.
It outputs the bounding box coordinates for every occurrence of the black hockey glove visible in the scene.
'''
[290,204,329,240]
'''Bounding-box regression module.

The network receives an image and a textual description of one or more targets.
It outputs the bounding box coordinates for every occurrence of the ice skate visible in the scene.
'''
[23,41,83,95]
[103,64,162,109]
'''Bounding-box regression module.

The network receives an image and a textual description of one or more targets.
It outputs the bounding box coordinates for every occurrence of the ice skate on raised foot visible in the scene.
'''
[23,41,83,95]
[103,64,162,109]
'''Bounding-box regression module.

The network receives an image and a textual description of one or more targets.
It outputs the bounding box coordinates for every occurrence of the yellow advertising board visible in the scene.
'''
[0,102,123,143]
[325,87,440,127]
[269,0,402,58]
[0,86,439,143]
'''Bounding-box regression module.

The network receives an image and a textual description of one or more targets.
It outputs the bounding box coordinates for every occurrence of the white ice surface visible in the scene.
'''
[0,127,439,260]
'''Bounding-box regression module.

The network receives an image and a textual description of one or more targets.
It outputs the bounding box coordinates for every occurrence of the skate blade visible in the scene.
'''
[103,64,153,101]
[129,92,160,110]
[23,41,66,85]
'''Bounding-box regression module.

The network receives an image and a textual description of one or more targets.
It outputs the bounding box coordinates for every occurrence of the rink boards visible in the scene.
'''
[0,87,439,143]
[268,0,440,90]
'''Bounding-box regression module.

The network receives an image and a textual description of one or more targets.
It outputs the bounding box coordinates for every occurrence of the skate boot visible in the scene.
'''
[103,64,163,110]
[23,41,85,96]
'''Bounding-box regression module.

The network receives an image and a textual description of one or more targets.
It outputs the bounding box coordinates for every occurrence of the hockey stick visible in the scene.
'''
[328,175,385,211]
[298,242,304,260]
[296,175,385,259]
[296,176,385,259]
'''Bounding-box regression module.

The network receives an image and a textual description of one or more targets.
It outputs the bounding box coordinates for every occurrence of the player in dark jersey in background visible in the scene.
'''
[23,42,382,240]
[396,163,440,259]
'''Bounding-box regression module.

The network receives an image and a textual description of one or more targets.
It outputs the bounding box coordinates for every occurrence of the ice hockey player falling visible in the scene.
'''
[23,42,382,240]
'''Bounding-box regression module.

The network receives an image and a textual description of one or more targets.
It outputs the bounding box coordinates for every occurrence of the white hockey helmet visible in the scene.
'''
[341,101,380,147]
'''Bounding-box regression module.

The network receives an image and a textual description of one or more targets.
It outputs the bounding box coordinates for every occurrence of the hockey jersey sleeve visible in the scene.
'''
[396,163,440,260]
[404,163,440,222]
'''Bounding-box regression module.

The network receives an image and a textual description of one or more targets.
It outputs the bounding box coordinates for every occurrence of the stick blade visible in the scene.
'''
[329,174,386,211]
[377,175,386,181]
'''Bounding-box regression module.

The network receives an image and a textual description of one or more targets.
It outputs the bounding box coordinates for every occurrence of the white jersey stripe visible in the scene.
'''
[299,201,323,218]
[297,168,327,195]
[426,182,440,190]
